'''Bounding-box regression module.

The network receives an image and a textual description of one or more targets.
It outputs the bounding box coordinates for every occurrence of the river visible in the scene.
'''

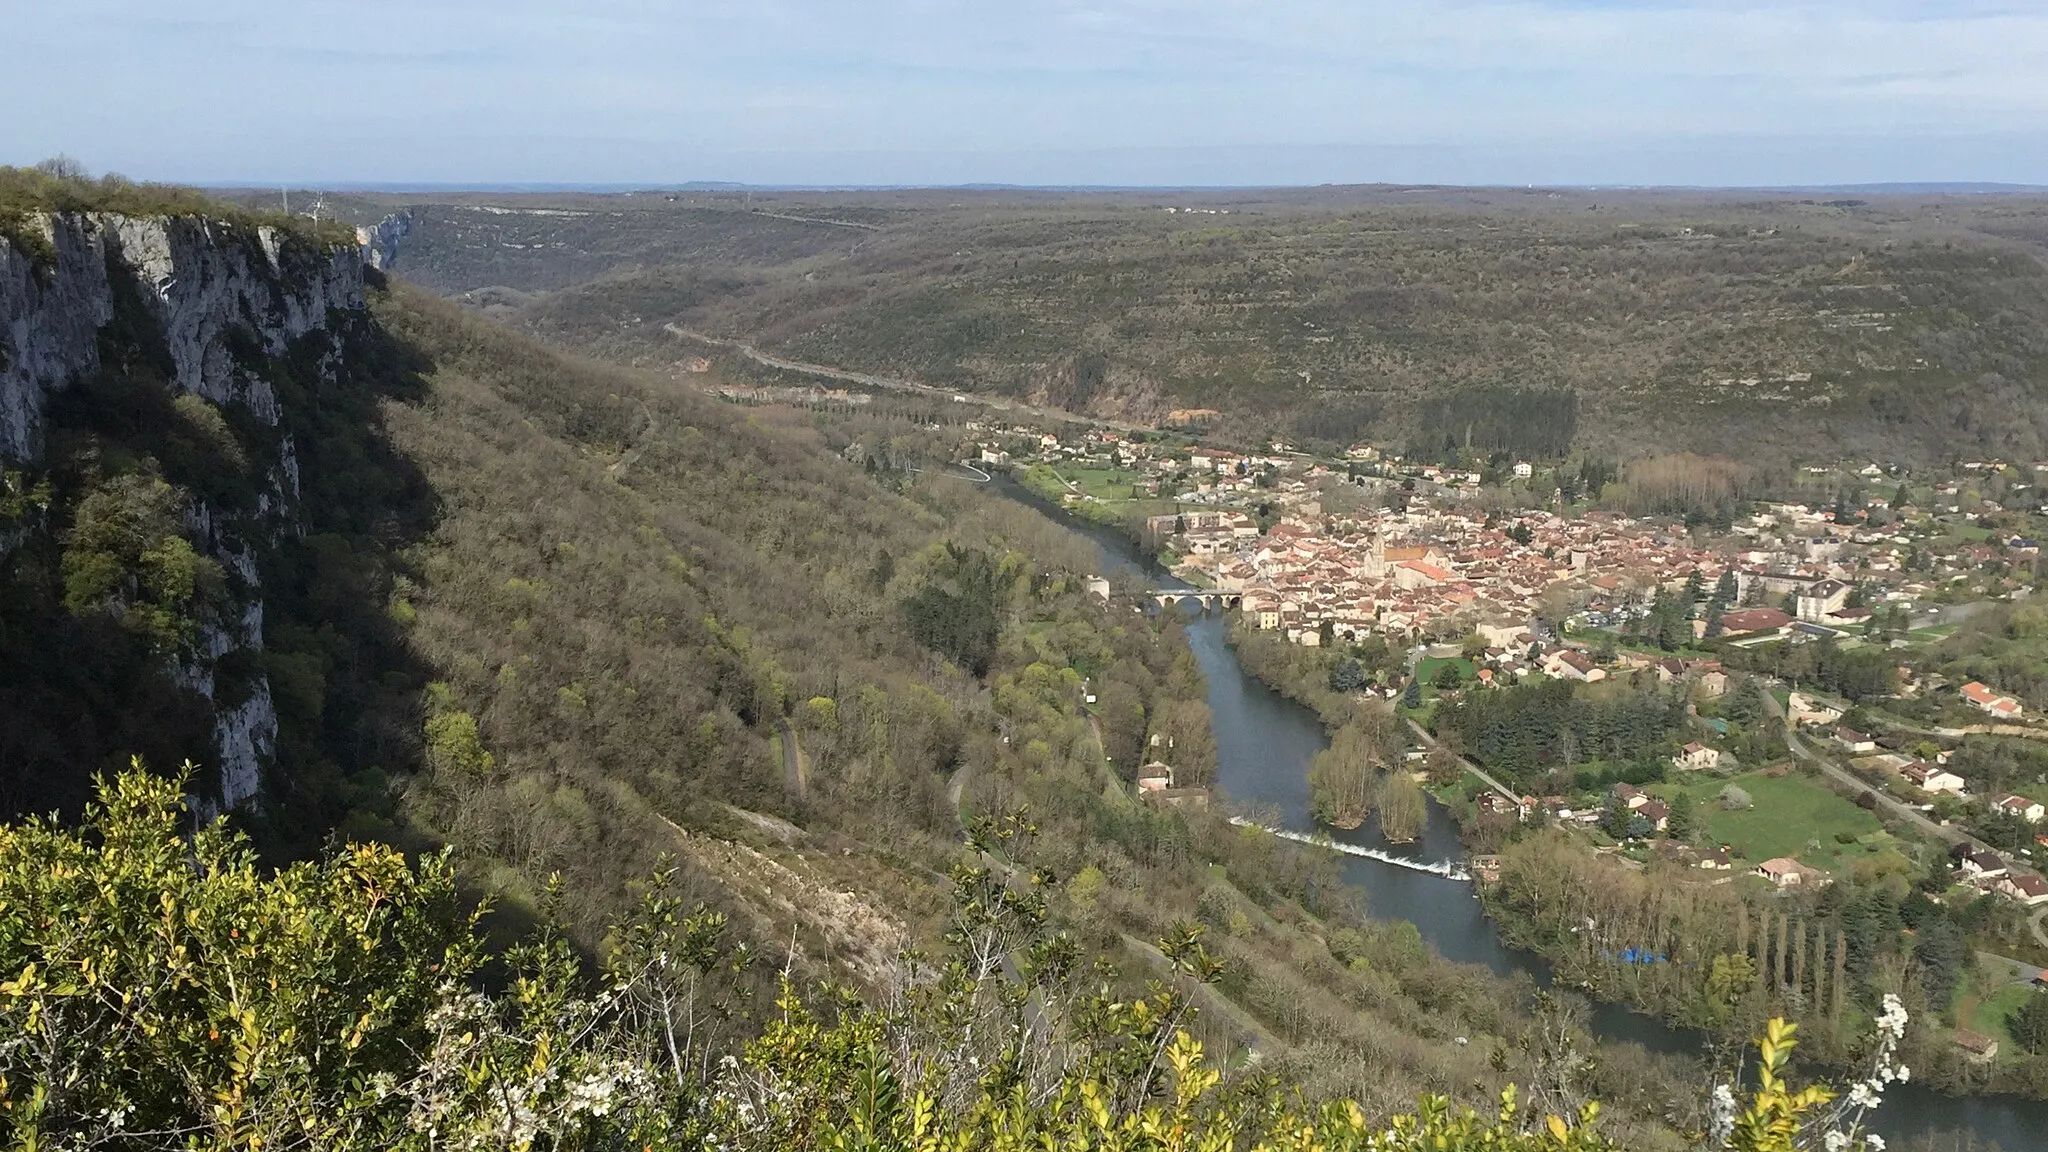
[991,475,2048,1151]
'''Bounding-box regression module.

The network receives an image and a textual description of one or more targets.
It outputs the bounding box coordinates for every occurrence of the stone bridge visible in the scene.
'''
[1148,590,1242,611]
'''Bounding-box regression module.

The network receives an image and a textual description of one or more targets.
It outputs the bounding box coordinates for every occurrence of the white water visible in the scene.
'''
[1227,816,1473,881]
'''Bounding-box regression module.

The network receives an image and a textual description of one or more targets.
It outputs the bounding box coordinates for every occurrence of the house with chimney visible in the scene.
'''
[1994,872,2048,906]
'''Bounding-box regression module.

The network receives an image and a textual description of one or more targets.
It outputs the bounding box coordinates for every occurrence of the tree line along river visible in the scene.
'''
[988,472,2047,1151]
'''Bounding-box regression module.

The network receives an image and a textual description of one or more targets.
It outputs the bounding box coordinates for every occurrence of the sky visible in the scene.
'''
[7,0,2048,188]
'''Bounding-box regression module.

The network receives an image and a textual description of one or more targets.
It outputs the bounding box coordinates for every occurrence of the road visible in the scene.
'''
[742,208,880,232]
[2033,906,2048,951]
[664,324,1151,433]
[1762,687,1988,852]
[1398,646,1523,810]
[1403,717,1523,811]
[775,718,809,800]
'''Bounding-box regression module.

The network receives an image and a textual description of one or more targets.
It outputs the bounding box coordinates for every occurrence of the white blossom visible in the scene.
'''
[1708,1083,1737,1147]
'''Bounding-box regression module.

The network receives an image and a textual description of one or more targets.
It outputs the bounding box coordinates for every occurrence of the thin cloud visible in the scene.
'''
[4,0,2042,184]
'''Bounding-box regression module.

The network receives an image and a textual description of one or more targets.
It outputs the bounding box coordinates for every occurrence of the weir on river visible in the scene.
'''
[989,470,2048,1149]
[1227,816,1473,881]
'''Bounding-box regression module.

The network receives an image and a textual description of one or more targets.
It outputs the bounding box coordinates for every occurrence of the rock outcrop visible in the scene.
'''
[356,210,412,272]
[0,212,365,807]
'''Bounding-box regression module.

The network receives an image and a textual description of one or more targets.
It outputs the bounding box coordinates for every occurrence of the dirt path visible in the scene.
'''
[775,718,809,800]
[1117,932,1281,1060]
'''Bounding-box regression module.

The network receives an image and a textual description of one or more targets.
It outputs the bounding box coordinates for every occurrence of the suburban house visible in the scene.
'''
[1718,607,1795,637]
[1901,761,1967,795]
[1136,763,1210,810]
[1834,727,1877,754]
[1638,799,1671,832]
[1546,649,1606,683]
[1960,850,2008,880]
[1698,846,1735,871]
[1961,681,2025,719]
[1757,857,1825,888]
[1673,742,1723,771]
[1476,792,1525,821]
[1788,693,1844,725]
[1136,763,1176,794]
[1994,794,2047,824]
[1954,1030,2000,1064]
[1994,873,2048,906]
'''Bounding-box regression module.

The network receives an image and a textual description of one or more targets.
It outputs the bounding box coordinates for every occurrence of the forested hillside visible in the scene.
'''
[307,185,2048,464]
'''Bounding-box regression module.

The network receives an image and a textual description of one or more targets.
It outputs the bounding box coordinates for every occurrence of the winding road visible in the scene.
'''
[663,325,1151,433]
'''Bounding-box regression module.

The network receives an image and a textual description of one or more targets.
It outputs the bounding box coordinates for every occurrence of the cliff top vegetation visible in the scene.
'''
[0,159,356,256]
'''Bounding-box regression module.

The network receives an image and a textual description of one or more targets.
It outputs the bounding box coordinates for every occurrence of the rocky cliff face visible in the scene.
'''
[0,213,366,807]
[356,211,412,272]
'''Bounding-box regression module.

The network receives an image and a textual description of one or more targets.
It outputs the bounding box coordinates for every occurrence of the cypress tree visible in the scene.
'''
[1792,921,1807,1005]
[1831,931,1848,1022]
[1773,912,1789,992]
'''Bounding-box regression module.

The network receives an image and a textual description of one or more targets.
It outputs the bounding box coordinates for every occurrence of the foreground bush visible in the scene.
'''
[0,770,1886,1150]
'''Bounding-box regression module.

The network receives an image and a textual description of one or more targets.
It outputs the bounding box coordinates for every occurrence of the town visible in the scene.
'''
[973,421,2048,926]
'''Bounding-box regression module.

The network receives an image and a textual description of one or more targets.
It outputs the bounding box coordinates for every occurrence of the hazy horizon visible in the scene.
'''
[11,1,2048,188]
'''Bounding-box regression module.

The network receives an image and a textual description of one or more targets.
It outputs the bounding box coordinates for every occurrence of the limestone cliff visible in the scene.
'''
[356,210,412,272]
[0,212,365,807]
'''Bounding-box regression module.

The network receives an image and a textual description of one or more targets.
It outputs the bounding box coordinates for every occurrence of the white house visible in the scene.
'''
[1545,650,1606,683]
[1788,693,1844,725]
[1672,742,1723,771]
[1961,681,2024,719]
[1993,794,2047,824]
[1901,761,1967,795]
[1960,850,2009,880]
[1995,873,2048,906]
[1757,857,1825,889]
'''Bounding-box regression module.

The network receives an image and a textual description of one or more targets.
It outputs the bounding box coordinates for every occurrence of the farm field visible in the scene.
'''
[1655,768,1892,872]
